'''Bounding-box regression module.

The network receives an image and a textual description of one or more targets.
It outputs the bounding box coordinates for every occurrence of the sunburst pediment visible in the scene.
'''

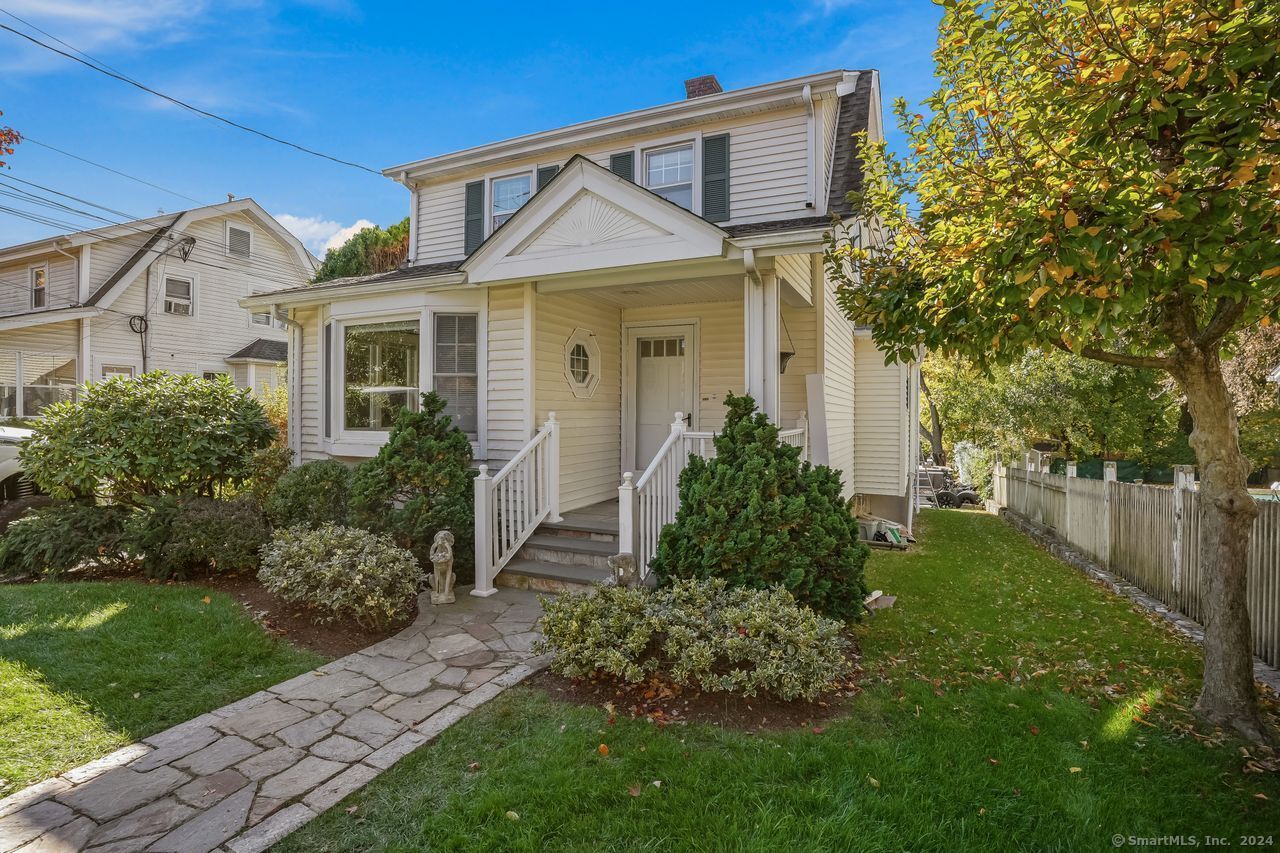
[515,191,667,254]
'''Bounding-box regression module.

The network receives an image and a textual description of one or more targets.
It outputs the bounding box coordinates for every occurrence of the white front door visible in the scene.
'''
[628,324,696,472]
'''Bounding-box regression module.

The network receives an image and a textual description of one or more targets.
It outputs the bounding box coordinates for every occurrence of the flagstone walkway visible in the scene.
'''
[0,586,548,853]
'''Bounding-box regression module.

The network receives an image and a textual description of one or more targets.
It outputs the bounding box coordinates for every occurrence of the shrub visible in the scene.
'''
[122,496,271,578]
[244,446,294,505]
[536,578,850,702]
[0,502,131,578]
[21,372,276,505]
[351,392,475,580]
[259,383,288,444]
[266,459,353,528]
[650,393,869,621]
[258,524,421,628]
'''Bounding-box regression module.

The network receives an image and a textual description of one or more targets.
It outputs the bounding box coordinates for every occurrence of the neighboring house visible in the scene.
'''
[244,69,921,592]
[0,198,315,418]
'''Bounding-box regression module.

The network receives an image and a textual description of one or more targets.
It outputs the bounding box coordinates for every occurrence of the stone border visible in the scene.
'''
[0,587,550,853]
[997,507,1280,695]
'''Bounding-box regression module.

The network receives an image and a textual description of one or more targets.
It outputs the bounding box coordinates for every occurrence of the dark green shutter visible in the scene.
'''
[464,180,484,254]
[609,152,634,181]
[702,133,730,222]
[536,165,560,190]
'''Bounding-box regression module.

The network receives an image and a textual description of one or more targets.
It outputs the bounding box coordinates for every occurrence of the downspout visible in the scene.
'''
[802,84,816,211]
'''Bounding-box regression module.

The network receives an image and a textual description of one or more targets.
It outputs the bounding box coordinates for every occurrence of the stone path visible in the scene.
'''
[0,586,548,853]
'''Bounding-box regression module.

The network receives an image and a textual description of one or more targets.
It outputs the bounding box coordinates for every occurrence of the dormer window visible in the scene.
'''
[645,144,694,210]
[227,223,252,259]
[30,265,47,309]
[491,174,531,231]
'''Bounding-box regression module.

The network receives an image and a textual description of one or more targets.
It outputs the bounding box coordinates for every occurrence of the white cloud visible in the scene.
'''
[276,214,376,255]
[0,1,208,72]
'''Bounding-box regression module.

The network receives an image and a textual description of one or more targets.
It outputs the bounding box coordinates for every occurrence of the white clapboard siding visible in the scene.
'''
[0,253,77,315]
[623,299,744,434]
[87,234,147,294]
[853,334,906,496]
[821,269,857,495]
[0,322,79,362]
[295,306,325,462]
[486,284,531,465]
[413,106,814,262]
[535,291,622,511]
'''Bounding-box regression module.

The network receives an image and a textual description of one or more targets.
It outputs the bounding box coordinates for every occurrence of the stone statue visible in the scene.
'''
[428,530,456,605]
[607,553,639,589]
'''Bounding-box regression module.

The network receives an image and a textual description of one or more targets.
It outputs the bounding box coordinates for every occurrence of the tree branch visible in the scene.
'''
[1051,337,1172,369]
[1197,296,1249,348]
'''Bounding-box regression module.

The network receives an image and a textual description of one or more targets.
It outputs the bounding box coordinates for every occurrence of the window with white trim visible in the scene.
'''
[343,320,420,431]
[645,144,694,211]
[0,351,77,417]
[251,310,285,329]
[164,276,193,316]
[491,174,531,231]
[227,224,252,259]
[432,313,478,436]
[30,265,47,309]
[563,328,601,398]
[202,371,229,382]
[101,365,135,381]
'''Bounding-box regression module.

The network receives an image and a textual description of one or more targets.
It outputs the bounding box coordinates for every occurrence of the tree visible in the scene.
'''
[826,0,1280,739]
[1224,325,1280,470]
[313,217,410,283]
[0,110,18,168]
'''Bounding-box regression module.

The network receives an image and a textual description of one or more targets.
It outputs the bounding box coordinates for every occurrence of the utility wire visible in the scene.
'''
[20,136,205,206]
[0,22,383,175]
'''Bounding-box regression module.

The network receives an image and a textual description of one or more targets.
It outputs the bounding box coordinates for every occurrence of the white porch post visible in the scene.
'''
[546,411,563,523]
[618,472,636,558]
[472,464,496,597]
[743,272,779,421]
[797,410,809,461]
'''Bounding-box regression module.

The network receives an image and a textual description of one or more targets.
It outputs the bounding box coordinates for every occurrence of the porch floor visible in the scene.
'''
[544,499,619,536]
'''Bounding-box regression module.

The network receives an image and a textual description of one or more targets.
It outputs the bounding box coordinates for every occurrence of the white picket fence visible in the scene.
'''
[994,459,1280,668]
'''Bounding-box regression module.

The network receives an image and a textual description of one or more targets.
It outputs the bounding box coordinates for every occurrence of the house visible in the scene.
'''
[243,69,921,594]
[0,198,315,419]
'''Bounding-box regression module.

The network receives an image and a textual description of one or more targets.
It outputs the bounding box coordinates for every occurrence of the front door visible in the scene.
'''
[628,324,696,472]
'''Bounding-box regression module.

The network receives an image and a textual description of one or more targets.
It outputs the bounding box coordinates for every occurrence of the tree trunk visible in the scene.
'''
[1171,350,1265,742]
[920,374,946,466]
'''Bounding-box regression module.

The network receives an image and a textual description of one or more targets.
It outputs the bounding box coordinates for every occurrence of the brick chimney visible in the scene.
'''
[683,75,723,99]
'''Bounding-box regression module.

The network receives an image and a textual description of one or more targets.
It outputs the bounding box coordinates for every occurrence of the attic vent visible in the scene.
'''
[227,224,252,259]
[684,75,722,99]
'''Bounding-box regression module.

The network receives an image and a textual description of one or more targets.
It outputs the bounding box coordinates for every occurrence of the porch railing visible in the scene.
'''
[619,411,808,577]
[472,412,561,596]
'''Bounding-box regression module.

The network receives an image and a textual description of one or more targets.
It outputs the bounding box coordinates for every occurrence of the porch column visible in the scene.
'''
[743,272,779,420]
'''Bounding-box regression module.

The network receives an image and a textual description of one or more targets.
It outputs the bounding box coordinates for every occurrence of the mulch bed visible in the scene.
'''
[528,641,863,733]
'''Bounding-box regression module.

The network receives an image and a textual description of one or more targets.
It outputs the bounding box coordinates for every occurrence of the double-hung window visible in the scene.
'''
[164,276,193,316]
[343,320,420,431]
[645,144,694,211]
[491,174,531,231]
[30,265,47,309]
[432,314,478,436]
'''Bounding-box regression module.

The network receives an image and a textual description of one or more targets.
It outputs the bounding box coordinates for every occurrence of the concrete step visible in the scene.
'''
[518,534,614,569]
[539,515,619,537]
[496,557,609,594]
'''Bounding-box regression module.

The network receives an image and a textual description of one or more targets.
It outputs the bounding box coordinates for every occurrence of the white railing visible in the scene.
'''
[472,412,561,596]
[619,411,808,577]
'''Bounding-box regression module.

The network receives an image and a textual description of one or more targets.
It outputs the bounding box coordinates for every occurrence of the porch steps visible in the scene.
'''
[495,502,618,593]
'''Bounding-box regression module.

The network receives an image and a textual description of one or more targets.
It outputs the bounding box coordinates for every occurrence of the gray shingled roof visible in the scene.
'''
[827,71,874,216]
[226,338,288,362]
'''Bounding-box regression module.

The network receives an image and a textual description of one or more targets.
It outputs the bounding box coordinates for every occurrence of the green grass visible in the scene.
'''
[277,511,1279,852]
[0,581,323,794]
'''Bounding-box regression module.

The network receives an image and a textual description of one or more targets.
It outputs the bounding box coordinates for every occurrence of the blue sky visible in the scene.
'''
[0,0,942,255]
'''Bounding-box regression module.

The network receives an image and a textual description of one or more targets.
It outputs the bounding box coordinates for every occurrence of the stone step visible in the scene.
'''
[496,558,609,594]
[538,515,619,538]
[518,534,615,569]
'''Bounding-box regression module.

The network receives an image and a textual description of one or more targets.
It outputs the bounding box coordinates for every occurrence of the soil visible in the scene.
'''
[527,642,862,733]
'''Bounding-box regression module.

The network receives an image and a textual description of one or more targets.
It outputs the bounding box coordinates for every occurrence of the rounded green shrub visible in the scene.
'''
[258,524,421,628]
[21,371,275,504]
[351,392,475,581]
[266,459,353,528]
[0,502,132,578]
[650,393,870,621]
[535,578,851,702]
[124,496,270,578]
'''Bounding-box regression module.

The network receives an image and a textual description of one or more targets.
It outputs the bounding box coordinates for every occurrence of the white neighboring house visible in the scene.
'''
[244,70,920,593]
[0,198,316,419]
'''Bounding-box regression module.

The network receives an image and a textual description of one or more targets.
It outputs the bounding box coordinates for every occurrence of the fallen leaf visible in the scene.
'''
[628,785,642,797]
[652,780,662,788]
[466,762,481,772]
[1028,725,1040,736]
[811,727,825,735]
[1255,793,1270,801]
[987,758,1000,766]
[132,693,140,699]
[868,775,881,789]
[598,744,610,756]
[505,810,520,821]
[201,596,211,605]
[1069,767,1082,773]
[344,806,359,814]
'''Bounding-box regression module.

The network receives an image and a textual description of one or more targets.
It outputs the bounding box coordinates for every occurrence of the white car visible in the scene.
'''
[0,425,34,502]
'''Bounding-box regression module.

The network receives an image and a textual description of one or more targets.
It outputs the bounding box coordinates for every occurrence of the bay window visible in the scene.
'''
[0,351,77,417]
[433,314,478,436]
[343,320,420,431]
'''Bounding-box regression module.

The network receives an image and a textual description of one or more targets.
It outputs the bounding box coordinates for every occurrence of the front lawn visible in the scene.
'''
[277,511,1279,852]
[0,581,322,794]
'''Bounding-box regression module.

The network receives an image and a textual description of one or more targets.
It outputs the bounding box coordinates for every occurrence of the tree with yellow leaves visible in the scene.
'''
[827,0,1280,740]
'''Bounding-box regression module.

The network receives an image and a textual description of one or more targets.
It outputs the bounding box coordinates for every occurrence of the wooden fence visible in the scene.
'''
[993,459,1280,668]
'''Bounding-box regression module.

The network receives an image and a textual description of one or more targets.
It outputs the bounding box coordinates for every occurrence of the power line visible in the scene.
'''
[20,136,205,205]
[0,21,383,175]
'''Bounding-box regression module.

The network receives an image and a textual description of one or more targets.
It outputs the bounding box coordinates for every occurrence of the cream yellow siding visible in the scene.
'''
[486,284,531,464]
[534,291,622,511]
[821,266,858,495]
[853,334,908,496]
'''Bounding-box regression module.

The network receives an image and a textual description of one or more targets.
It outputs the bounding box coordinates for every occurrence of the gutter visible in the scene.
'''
[240,271,467,310]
